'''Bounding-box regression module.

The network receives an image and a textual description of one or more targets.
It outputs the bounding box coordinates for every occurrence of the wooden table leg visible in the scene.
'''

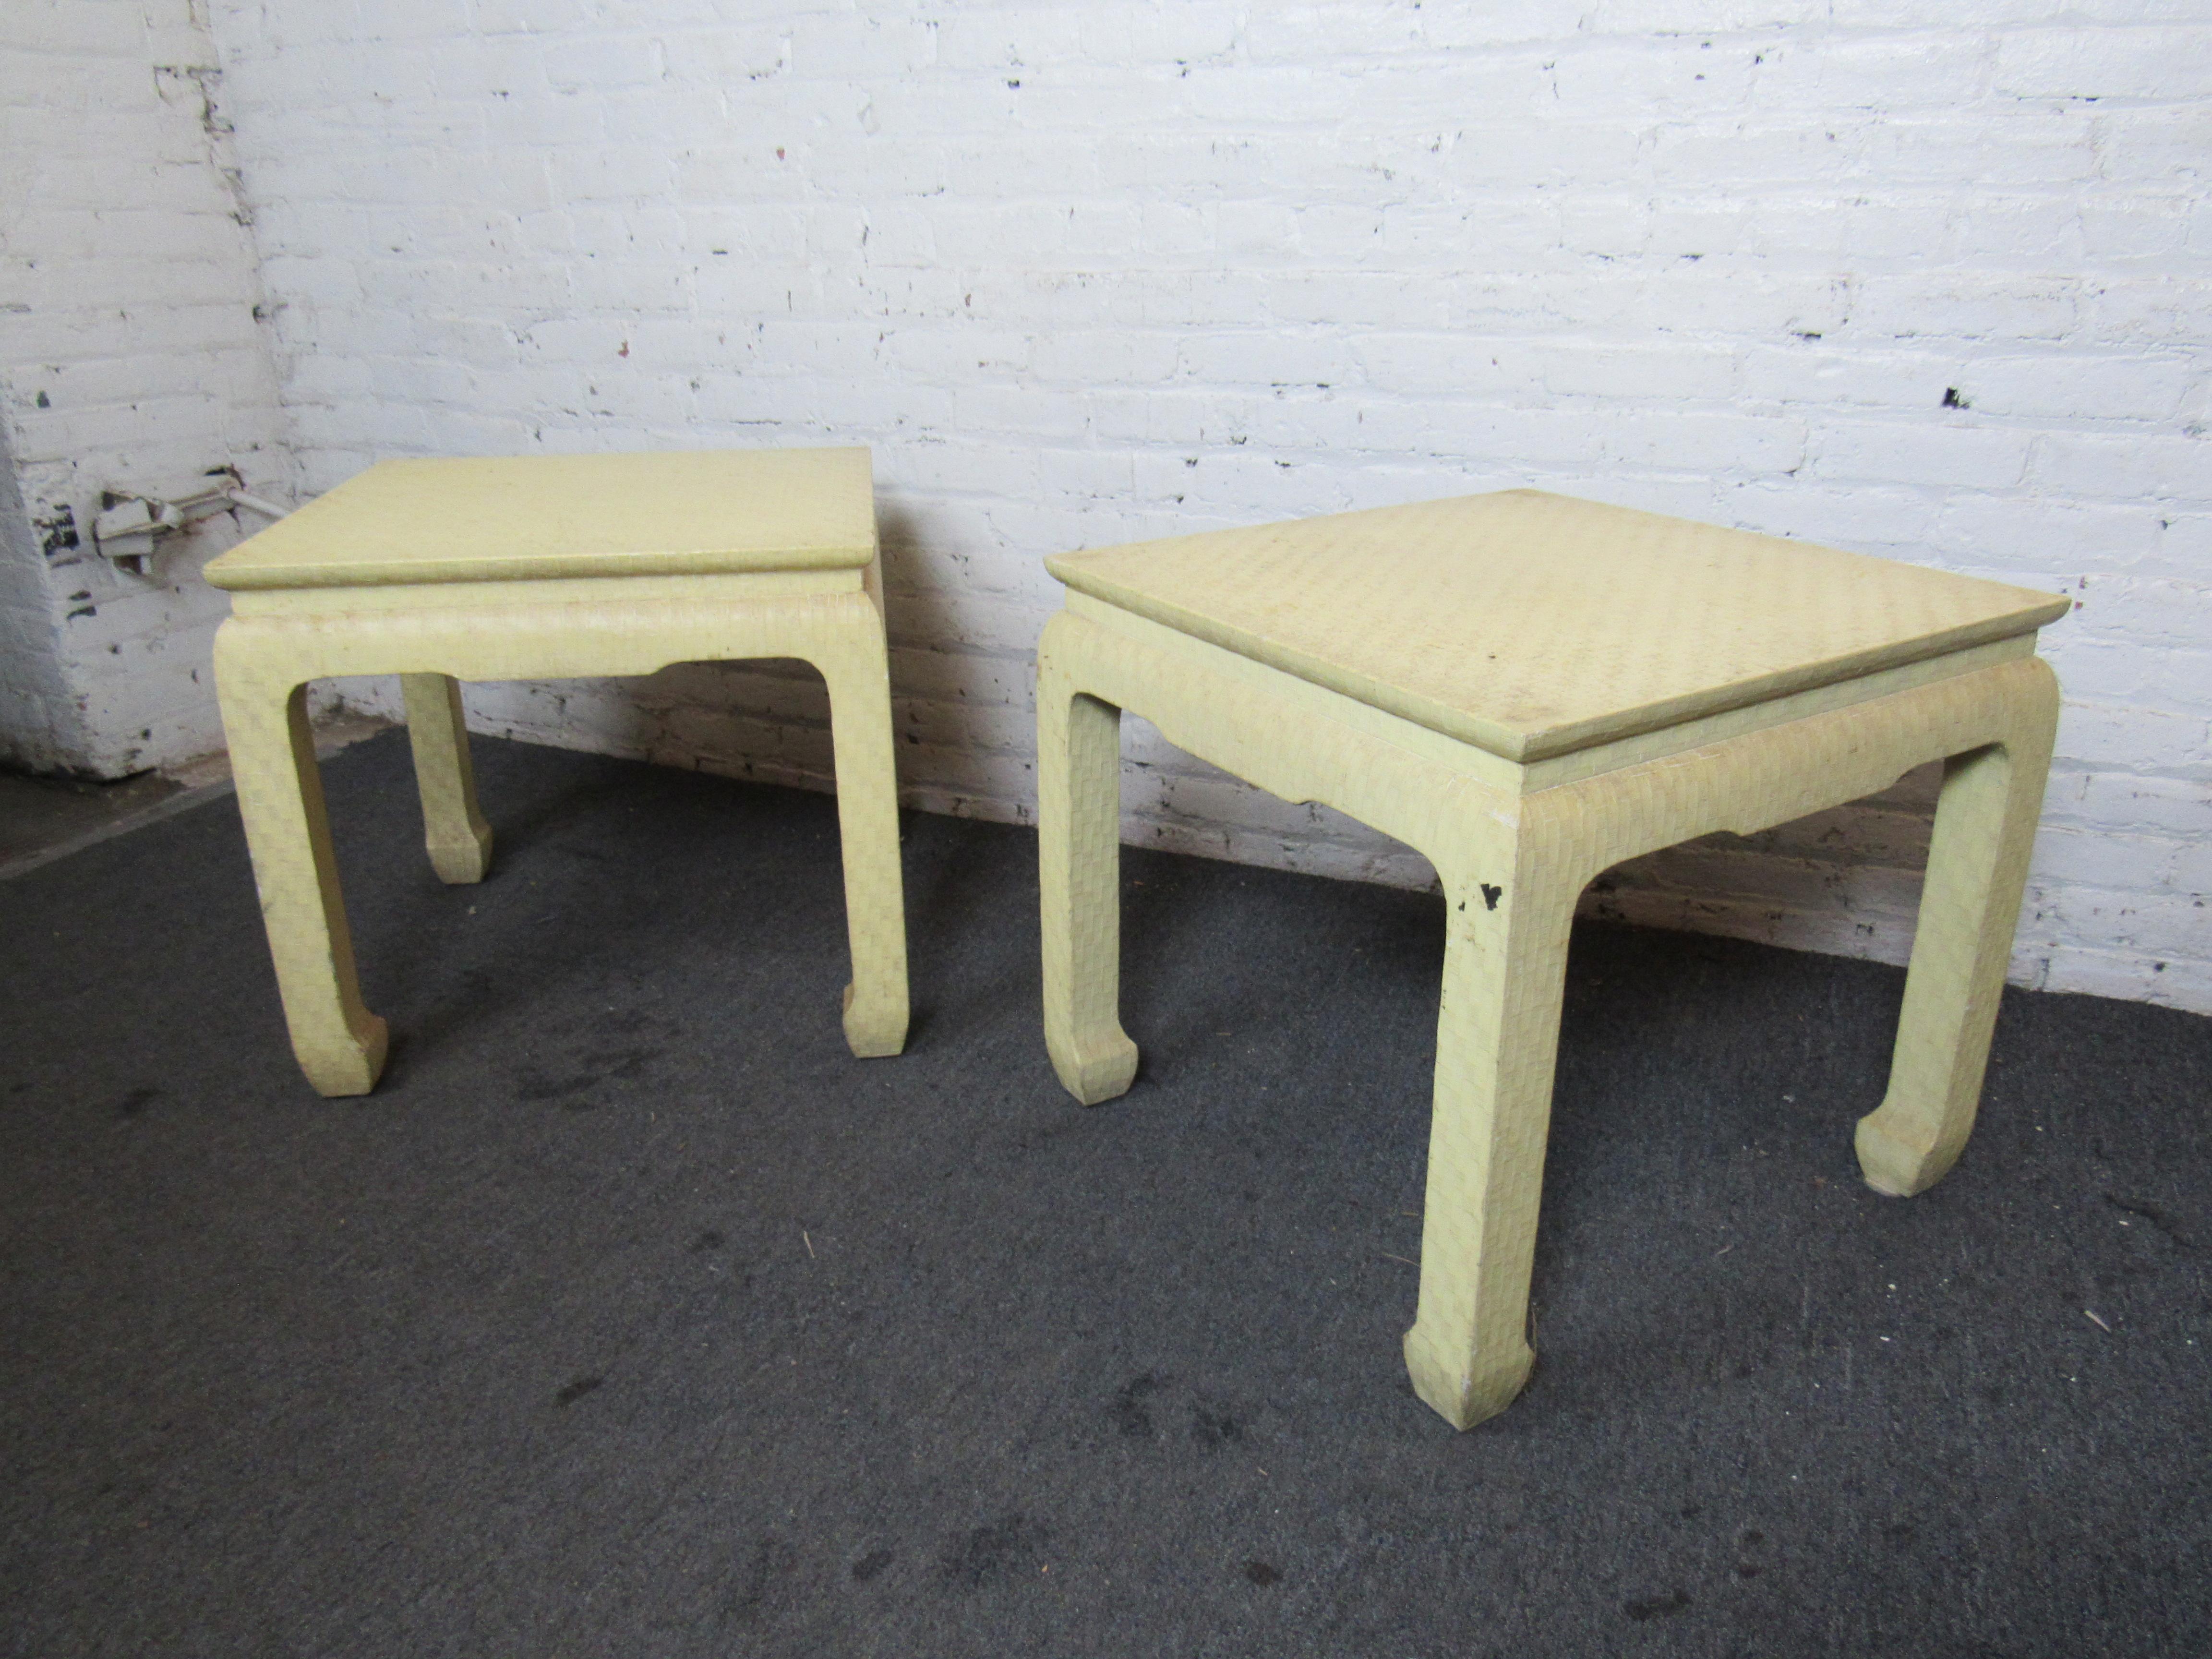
[1403,850,1579,1431]
[1037,634,1140,1106]
[818,624,910,1058]
[400,673,493,885]
[214,643,387,1097]
[1858,659,2061,1196]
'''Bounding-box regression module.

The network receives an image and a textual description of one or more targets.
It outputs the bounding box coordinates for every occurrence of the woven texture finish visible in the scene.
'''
[205,448,878,589]
[1039,493,2064,1430]
[1047,490,2070,761]
[209,448,907,1096]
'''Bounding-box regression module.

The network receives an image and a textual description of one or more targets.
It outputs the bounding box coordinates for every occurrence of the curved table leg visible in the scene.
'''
[1858,660,2060,1196]
[817,619,909,1058]
[1037,640,1139,1106]
[215,644,387,1097]
[1403,855,1578,1431]
[400,673,493,885]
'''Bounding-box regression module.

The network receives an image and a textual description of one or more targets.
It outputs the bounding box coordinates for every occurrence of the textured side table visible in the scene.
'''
[204,447,909,1096]
[1036,490,2067,1431]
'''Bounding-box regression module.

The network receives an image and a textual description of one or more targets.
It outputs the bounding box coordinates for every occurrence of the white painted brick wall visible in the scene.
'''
[0,0,291,777]
[0,415,77,769]
[189,0,2210,1012]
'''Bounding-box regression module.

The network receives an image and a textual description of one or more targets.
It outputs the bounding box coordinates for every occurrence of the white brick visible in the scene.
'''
[2080,197,2202,264]
[2032,433,2212,502]
[1752,34,1996,111]
[1593,0,1828,30]
[2037,946,2173,1004]
[2056,702,2211,775]
[1858,116,2099,188]
[1849,275,2079,344]
[1443,122,1647,193]
[1810,420,2032,490]
[2044,888,2209,958]
[2047,771,2210,836]
[1926,496,2164,574]
[1552,38,1760,114]
[2071,576,2212,651]
[2094,107,2212,188]
[2031,826,2180,889]
[1994,27,2212,102]
[1723,482,1940,550]
[2174,838,2212,897]
[1739,346,1968,410]
[1600,411,1807,473]
[2079,277,2212,345]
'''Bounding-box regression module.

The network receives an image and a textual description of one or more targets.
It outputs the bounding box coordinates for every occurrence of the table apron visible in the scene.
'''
[212,589,888,685]
[1041,603,2056,901]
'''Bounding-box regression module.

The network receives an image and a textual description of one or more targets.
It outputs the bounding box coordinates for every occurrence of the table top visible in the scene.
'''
[1047,490,2068,762]
[204,448,877,590]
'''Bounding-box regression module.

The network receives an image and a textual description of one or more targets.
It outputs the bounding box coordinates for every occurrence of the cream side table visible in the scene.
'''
[1036,490,2067,1431]
[204,447,909,1097]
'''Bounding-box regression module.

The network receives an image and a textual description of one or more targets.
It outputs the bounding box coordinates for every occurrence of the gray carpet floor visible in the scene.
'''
[2,729,2206,1658]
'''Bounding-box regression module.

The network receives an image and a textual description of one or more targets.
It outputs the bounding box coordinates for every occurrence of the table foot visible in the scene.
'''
[295,1014,389,1098]
[842,981,908,1058]
[1855,1115,1944,1198]
[1050,1031,1139,1106]
[1403,1323,1536,1431]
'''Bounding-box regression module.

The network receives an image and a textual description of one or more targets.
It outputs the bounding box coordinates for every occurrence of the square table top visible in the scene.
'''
[1046,490,2068,763]
[204,447,877,591]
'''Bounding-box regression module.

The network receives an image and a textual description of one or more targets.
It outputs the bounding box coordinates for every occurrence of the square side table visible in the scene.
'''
[1036,490,2066,1430]
[205,447,908,1096]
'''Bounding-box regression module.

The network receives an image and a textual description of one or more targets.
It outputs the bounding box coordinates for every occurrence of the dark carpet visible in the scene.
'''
[2,730,2206,1658]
